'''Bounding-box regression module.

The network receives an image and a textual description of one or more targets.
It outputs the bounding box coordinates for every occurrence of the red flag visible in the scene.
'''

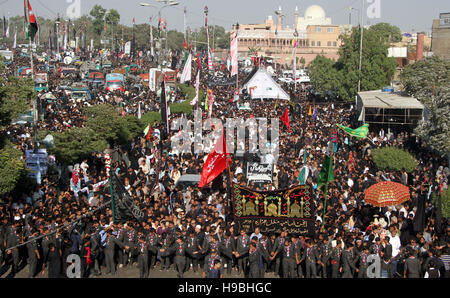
[133,17,135,24]
[198,129,231,188]
[183,39,188,49]
[280,107,291,133]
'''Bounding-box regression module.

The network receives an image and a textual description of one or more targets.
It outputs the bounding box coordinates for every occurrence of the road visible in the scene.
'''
[1,261,278,278]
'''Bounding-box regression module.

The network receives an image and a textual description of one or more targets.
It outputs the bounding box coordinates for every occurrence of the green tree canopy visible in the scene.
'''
[50,127,108,165]
[84,104,130,144]
[105,9,120,26]
[90,5,107,36]
[308,25,397,102]
[400,56,450,155]
[0,141,26,197]
[308,55,341,96]
[370,22,403,43]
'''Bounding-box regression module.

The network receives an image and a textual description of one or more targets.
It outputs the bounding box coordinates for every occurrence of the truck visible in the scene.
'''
[105,73,125,92]
[84,71,105,86]
[34,73,48,92]
[70,83,92,102]
[0,50,14,64]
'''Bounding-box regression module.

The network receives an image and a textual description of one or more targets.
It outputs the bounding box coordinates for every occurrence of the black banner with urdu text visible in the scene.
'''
[232,184,315,235]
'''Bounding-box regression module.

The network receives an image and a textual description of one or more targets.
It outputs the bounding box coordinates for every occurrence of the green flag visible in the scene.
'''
[298,167,307,185]
[303,148,308,164]
[337,123,369,139]
[317,155,334,189]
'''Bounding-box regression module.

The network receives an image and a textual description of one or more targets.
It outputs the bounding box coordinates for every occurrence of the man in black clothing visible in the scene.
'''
[44,243,61,278]
[146,228,159,270]
[302,239,319,278]
[26,230,41,278]
[219,231,233,275]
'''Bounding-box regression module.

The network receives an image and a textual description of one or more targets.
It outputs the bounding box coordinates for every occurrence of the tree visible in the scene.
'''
[50,127,108,165]
[167,30,185,51]
[90,5,107,36]
[372,147,417,173]
[84,104,130,144]
[336,26,397,101]
[0,59,34,131]
[299,57,306,69]
[308,55,341,96]
[0,141,26,197]
[105,9,120,26]
[309,26,396,102]
[370,22,403,43]
[400,56,450,156]
[433,188,450,219]
[0,58,33,197]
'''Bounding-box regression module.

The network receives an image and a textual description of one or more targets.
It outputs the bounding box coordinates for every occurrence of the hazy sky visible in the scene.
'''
[1,0,449,34]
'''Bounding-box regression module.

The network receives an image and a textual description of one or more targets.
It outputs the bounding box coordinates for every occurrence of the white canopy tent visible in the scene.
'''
[241,67,290,100]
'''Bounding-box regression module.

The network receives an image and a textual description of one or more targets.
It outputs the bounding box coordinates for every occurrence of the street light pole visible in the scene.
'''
[358,0,364,93]
[140,1,179,69]
[150,17,154,57]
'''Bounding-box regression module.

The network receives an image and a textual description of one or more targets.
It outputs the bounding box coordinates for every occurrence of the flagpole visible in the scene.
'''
[110,174,116,224]
[322,151,333,229]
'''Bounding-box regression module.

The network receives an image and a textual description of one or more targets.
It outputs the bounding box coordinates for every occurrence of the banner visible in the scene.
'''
[246,162,273,181]
[232,184,315,235]
[230,34,238,76]
[124,41,131,55]
[110,173,145,223]
[207,75,237,86]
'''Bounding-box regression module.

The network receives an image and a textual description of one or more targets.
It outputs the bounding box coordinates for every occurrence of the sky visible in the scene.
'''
[1,0,449,35]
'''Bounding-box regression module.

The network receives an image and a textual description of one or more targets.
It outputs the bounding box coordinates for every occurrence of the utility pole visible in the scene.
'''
[150,17,154,57]
[358,0,364,93]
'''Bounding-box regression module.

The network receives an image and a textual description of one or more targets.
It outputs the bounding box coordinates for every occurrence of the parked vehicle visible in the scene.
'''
[105,73,125,92]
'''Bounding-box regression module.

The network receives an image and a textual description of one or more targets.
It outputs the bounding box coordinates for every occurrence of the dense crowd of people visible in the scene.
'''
[0,47,448,279]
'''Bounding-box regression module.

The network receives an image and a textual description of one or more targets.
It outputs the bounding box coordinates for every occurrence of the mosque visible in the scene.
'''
[231,5,353,67]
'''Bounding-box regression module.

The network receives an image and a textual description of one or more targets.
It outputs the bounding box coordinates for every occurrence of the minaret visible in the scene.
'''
[277,6,283,31]
[294,6,299,30]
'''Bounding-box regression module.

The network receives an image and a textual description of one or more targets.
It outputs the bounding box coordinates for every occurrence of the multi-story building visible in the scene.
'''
[231,5,351,68]
[431,13,450,59]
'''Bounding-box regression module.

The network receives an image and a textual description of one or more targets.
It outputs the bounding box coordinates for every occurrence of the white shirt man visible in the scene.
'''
[389,230,402,258]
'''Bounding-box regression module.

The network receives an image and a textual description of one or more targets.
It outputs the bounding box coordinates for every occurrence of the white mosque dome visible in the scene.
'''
[304,5,326,20]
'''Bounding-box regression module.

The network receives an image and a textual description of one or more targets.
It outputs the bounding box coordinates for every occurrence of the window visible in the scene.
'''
[311,41,315,46]
[315,27,321,33]
[327,41,331,47]
[317,41,321,47]
[327,27,334,33]
[333,41,337,47]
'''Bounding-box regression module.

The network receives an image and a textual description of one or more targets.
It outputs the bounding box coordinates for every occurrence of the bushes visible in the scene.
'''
[372,147,417,173]
[51,127,108,165]
[173,83,205,116]
[140,111,161,126]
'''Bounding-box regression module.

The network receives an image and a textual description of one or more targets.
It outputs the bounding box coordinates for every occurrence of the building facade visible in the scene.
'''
[231,5,351,68]
[431,13,450,59]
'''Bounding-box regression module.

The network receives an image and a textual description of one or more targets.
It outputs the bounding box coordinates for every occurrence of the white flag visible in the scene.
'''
[137,102,142,119]
[190,70,200,106]
[12,31,17,49]
[5,17,9,38]
[180,53,192,83]
[124,41,131,55]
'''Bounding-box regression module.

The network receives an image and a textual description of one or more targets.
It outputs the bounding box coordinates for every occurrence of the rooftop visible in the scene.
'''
[358,90,425,109]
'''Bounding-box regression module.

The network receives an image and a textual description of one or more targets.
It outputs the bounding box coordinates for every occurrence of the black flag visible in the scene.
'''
[413,191,427,233]
[160,78,169,140]
[110,173,145,223]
